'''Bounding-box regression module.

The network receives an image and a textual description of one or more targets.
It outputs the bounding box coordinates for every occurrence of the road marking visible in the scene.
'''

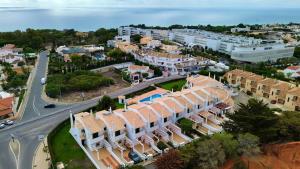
[9,139,20,169]
[32,96,40,116]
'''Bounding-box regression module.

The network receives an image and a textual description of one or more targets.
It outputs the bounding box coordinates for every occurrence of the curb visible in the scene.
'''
[32,136,51,169]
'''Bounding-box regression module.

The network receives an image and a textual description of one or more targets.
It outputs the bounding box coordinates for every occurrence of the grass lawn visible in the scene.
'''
[115,102,124,109]
[158,79,186,91]
[49,121,95,169]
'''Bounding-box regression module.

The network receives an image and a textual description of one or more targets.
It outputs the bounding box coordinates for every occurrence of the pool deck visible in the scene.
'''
[127,88,168,105]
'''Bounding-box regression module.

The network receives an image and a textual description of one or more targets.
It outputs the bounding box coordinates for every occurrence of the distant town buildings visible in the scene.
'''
[118,27,295,63]
[283,66,300,79]
[56,45,104,62]
[231,26,251,33]
[0,44,24,66]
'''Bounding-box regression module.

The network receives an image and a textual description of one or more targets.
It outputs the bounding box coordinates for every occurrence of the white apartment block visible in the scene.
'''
[119,27,295,63]
[132,51,203,75]
[70,75,234,169]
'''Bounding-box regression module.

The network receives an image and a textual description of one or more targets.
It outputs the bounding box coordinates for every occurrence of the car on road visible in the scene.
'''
[44,104,56,108]
[4,120,14,125]
[0,123,5,129]
[128,150,142,164]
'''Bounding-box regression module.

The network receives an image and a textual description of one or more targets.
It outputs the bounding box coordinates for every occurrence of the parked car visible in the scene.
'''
[128,150,142,164]
[0,123,5,129]
[4,120,14,125]
[44,104,56,108]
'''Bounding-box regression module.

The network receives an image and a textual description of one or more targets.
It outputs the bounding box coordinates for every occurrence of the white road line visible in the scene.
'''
[9,140,20,169]
[32,96,40,116]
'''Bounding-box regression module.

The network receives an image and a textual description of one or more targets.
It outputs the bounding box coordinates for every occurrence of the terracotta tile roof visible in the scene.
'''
[76,112,105,133]
[258,78,277,86]
[96,111,126,131]
[171,93,193,109]
[128,103,158,123]
[115,109,145,128]
[0,97,13,116]
[149,102,172,118]
[287,87,300,96]
[247,74,264,82]
[286,66,300,70]
[155,97,184,113]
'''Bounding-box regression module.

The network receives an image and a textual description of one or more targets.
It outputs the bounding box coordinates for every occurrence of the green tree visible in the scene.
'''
[237,133,261,157]
[181,139,226,169]
[222,99,280,143]
[212,132,239,159]
[178,118,194,135]
[278,111,300,141]
[131,34,142,43]
[96,95,116,111]
[155,150,184,169]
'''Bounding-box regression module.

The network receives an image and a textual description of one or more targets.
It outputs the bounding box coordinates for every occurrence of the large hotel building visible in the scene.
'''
[118,27,295,63]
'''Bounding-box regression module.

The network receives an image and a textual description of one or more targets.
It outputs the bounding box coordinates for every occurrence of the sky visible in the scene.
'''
[0,0,300,9]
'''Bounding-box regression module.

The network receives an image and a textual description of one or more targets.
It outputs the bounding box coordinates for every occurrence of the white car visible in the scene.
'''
[4,120,14,125]
[0,123,5,129]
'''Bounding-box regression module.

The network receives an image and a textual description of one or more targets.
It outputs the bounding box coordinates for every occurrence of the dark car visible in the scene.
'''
[128,150,142,164]
[44,104,56,108]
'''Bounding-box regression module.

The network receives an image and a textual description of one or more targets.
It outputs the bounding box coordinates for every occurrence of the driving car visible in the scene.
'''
[128,150,142,164]
[44,104,56,108]
[0,123,5,129]
[4,119,14,125]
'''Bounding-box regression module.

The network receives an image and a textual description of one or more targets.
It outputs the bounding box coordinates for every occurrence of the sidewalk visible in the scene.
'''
[32,137,51,169]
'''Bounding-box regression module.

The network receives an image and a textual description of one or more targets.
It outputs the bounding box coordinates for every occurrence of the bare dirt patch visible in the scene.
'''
[55,71,130,103]
[222,142,300,169]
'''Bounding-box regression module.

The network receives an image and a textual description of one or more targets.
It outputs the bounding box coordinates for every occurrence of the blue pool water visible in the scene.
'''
[140,94,162,102]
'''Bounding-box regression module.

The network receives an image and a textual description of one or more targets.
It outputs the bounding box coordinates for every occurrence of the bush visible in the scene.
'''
[157,141,168,151]
[178,118,194,135]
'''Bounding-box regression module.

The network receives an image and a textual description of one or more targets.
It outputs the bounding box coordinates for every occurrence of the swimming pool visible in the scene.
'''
[139,94,162,102]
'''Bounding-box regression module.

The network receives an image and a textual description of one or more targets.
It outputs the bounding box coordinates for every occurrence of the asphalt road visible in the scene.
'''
[0,51,183,169]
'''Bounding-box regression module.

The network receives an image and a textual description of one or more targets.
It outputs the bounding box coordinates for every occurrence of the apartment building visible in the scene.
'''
[284,88,300,111]
[269,82,293,104]
[132,50,202,75]
[70,75,234,169]
[256,78,277,98]
[225,69,300,111]
[118,27,295,63]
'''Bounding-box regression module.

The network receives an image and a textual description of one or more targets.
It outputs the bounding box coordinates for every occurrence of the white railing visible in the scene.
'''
[155,128,169,141]
[167,123,182,133]
[190,114,204,124]
[202,123,222,133]
[125,137,134,148]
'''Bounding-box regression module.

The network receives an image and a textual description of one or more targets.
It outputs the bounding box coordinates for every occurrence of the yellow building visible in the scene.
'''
[284,87,300,111]
[256,78,277,98]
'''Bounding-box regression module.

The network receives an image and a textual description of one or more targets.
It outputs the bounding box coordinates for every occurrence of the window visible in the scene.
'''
[115,130,121,136]
[271,91,274,96]
[135,128,140,133]
[96,142,100,147]
[104,127,107,131]
[176,113,179,118]
[92,132,99,139]
[187,108,190,113]
[164,117,168,123]
[150,122,154,128]
[198,105,200,109]
[287,97,290,102]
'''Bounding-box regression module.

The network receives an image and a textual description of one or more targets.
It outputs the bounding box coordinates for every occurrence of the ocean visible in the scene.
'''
[0,7,300,31]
